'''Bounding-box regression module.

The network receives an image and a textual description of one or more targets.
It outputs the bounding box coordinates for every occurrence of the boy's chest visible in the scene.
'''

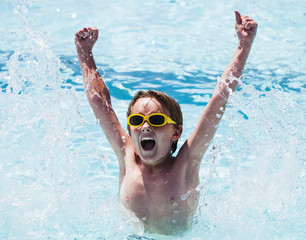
[119,169,188,222]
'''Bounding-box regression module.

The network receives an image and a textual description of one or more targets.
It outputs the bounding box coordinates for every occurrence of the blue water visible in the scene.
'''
[0,0,305,239]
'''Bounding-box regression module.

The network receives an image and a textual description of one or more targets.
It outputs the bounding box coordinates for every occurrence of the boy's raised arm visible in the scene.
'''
[75,27,130,167]
[179,11,257,170]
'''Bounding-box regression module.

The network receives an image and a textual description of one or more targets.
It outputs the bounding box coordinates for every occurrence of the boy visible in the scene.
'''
[75,11,257,235]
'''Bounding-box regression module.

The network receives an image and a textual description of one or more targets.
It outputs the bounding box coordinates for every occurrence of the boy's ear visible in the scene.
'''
[172,125,183,141]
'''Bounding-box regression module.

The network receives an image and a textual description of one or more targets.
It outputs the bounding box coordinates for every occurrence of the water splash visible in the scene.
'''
[0,2,121,239]
[193,83,305,239]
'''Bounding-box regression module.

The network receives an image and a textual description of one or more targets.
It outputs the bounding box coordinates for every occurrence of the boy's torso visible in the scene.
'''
[119,153,199,234]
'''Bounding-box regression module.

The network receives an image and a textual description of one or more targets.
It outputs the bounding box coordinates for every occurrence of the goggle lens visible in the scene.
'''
[149,114,165,125]
[129,115,144,126]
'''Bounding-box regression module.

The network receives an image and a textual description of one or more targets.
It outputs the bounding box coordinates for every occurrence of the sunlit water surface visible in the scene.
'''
[0,0,305,239]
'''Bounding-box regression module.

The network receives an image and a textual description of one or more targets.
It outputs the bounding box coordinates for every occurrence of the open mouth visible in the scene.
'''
[141,137,156,151]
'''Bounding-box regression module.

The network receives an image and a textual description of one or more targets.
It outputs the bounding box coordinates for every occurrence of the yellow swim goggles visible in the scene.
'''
[128,113,176,127]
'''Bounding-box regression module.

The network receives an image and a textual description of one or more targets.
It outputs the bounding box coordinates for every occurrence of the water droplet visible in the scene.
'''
[195,185,202,192]
[216,113,222,118]
[173,210,178,214]
[172,220,176,224]
[181,195,186,201]
[142,216,147,221]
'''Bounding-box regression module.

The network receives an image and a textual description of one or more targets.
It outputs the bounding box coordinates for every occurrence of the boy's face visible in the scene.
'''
[129,97,179,166]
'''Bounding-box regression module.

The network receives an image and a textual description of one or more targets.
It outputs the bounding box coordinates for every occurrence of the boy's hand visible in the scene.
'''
[75,27,99,53]
[234,11,257,48]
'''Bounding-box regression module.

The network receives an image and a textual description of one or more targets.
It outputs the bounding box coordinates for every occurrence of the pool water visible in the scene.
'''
[0,0,305,239]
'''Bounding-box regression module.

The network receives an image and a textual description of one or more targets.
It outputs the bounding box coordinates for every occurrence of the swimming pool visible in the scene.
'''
[0,0,305,239]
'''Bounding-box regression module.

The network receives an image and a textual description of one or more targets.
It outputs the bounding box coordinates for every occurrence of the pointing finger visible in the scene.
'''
[234,10,242,24]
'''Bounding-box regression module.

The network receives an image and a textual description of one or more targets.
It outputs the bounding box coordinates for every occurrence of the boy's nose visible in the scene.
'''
[141,121,151,132]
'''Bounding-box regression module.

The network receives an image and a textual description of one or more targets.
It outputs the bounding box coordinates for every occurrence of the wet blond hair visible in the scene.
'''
[127,90,183,154]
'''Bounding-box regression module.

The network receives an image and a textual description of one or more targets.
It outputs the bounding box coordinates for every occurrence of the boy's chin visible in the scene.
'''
[139,151,158,163]
[139,151,171,167]
[139,150,162,165]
